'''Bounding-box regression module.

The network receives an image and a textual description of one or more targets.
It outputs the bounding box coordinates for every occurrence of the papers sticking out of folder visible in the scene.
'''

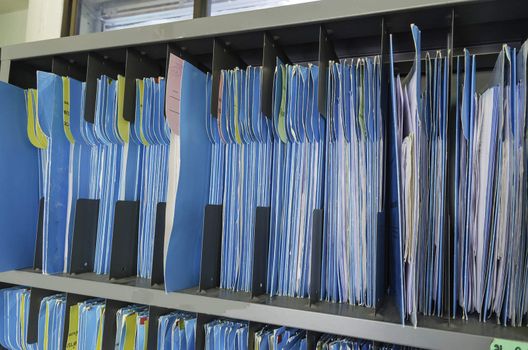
[389,24,449,324]
[453,41,528,326]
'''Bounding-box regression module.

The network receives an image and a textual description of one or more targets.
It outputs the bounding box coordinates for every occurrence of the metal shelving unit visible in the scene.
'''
[1,1,528,349]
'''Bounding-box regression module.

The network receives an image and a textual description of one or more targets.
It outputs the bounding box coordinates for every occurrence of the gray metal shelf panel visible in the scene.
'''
[0,270,526,350]
[0,0,473,61]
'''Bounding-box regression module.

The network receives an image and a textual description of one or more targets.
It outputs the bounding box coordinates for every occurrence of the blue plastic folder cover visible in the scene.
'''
[37,71,70,274]
[0,81,39,272]
[164,57,211,292]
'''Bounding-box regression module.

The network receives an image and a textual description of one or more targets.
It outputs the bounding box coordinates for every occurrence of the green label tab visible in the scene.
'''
[490,339,528,350]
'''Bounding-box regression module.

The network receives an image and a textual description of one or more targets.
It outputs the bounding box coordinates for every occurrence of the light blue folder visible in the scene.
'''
[35,71,70,274]
[0,81,39,272]
[164,60,211,292]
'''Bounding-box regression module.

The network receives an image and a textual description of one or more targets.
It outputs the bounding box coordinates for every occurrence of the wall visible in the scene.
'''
[0,8,28,46]
[25,0,64,42]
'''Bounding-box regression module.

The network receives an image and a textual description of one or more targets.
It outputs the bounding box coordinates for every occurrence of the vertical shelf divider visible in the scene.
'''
[199,204,223,291]
[210,38,246,118]
[261,32,289,119]
[84,53,122,123]
[317,25,337,118]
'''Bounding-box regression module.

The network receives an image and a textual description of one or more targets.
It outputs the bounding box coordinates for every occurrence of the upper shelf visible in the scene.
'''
[6,0,528,63]
[0,269,526,350]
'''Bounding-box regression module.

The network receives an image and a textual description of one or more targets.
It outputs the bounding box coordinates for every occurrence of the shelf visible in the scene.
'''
[0,269,526,350]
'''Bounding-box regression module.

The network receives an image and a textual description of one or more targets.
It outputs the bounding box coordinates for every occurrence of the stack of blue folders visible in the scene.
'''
[77,299,105,350]
[22,72,170,278]
[204,320,248,350]
[0,287,35,350]
[206,66,273,292]
[267,61,324,298]
[92,75,170,277]
[322,57,385,306]
[389,25,449,324]
[254,326,306,350]
[114,304,149,349]
[156,311,196,350]
[316,335,418,350]
[134,78,171,279]
[453,41,528,325]
[316,335,373,350]
[37,293,67,350]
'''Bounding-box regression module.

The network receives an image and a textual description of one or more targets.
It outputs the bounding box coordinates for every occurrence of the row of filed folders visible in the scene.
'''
[0,23,527,328]
[0,286,418,350]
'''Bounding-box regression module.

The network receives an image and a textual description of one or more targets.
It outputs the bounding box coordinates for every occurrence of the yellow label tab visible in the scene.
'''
[278,65,288,143]
[65,304,79,350]
[20,293,27,350]
[62,77,75,143]
[43,302,50,350]
[233,70,242,144]
[490,339,528,350]
[117,75,130,142]
[26,89,48,149]
[95,307,105,350]
[123,313,137,350]
[137,79,149,146]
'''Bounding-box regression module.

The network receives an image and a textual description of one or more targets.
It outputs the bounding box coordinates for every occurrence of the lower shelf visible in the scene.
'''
[0,269,526,350]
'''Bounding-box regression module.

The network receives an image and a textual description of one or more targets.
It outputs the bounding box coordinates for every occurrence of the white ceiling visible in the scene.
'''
[0,0,28,14]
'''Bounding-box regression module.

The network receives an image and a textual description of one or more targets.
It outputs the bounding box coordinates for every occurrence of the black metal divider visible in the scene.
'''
[306,330,321,349]
[146,305,172,349]
[151,202,166,286]
[309,209,324,306]
[51,57,86,82]
[251,207,271,298]
[210,38,247,118]
[27,287,61,344]
[62,293,92,350]
[123,48,162,122]
[199,204,223,291]
[445,7,456,321]
[69,199,100,274]
[109,200,140,279]
[8,60,38,89]
[33,198,44,270]
[101,299,129,350]
[375,17,390,312]
[84,53,123,123]
[195,313,216,350]
[261,32,290,119]
[317,25,337,118]
[248,321,264,349]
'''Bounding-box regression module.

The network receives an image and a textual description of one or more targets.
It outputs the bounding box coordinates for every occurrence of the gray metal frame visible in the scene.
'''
[0,0,473,73]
